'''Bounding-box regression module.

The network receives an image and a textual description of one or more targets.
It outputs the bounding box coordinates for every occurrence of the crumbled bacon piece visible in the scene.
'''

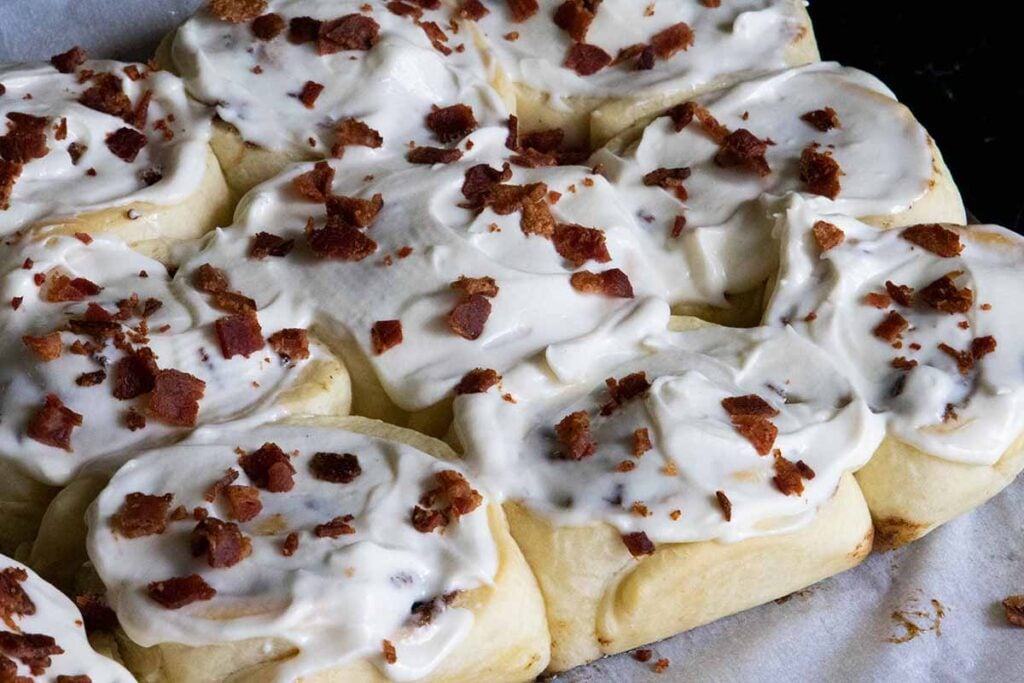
[288,16,322,43]
[715,490,732,521]
[147,575,216,609]
[0,160,19,210]
[268,328,310,361]
[460,163,512,209]
[447,294,491,340]
[633,649,653,663]
[971,335,997,361]
[772,453,814,496]
[112,347,159,400]
[621,531,655,557]
[569,268,634,298]
[371,319,403,354]
[454,368,501,394]
[239,442,296,492]
[650,22,694,60]
[863,292,891,309]
[451,276,499,298]
[129,89,153,130]
[642,166,691,191]
[211,290,256,314]
[407,145,463,164]
[812,220,844,252]
[520,128,565,154]
[420,20,452,55]
[420,470,484,522]
[554,0,596,42]
[252,12,286,40]
[210,0,267,22]
[250,231,295,259]
[426,104,478,143]
[27,395,83,451]
[938,343,975,375]
[293,161,335,202]
[0,631,63,675]
[191,517,252,568]
[383,639,398,664]
[665,102,696,132]
[387,1,423,18]
[106,127,147,162]
[506,0,539,21]
[884,281,914,307]
[75,370,105,387]
[124,408,146,431]
[721,394,778,418]
[79,73,132,120]
[801,107,840,132]
[193,263,229,294]
[0,567,34,629]
[318,14,380,54]
[282,532,300,556]
[799,145,842,199]
[315,515,356,538]
[147,369,206,427]
[50,46,87,73]
[0,112,50,164]
[900,224,963,257]
[552,223,610,267]
[67,142,87,165]
[715,129,770,176]
[111,492,173,538]
[918,274,973,313]
[652,658,671,673]
[326,192,383,228]
[308,220,378,260]
[1002,595,1024,627]
[730,415,777,455]
[564,42,612,76]
[297,80,324,109]
[600,372,651,415]
[891,356,918,371]
[873,310,909,344]
[411,506,446,532]
[22,331,62,362]
[555,410,596,460]
[332,118,383,157]
[215,310,264,359]
[204,468,239,503]
[459,0,489,20]
[310,452,362,484]
[633,428,652,456]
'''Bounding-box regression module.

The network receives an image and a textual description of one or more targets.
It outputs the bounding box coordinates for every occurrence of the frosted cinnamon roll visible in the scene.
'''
[0,234,348,554]
[85,416,549,682]
[764,197,1024,548]
[452,316,883,671]
[0,49,230,262]
[0,554,134,681]
[165,0,511,194]
[591,62,965,323]
[462,0,817,146]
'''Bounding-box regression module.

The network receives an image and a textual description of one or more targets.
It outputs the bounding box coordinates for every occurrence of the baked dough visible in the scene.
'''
[86,416,550,682]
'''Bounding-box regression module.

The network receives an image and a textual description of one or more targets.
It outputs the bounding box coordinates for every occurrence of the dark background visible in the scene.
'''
[807,3,1023,230]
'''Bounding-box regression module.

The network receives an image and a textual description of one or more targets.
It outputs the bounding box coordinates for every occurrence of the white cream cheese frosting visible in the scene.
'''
[181,125,713,412]
[172,0,509,157]
[0,553,134,681]
[469,0,809,101]
[0,58,213,236]
[87,423,497,682]
[764,197,1024,466]
[0,234,329,486]
[592,62,937,301]
[454,321,885,544]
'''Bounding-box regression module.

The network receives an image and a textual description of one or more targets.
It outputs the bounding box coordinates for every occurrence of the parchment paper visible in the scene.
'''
[1,2,1021,681]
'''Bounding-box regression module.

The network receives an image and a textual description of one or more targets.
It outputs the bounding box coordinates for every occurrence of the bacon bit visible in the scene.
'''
[124,408,146,431]
[148,369,205,427]
[506,0,539,21]
[383,639,398,664]
[631,501,652,518]
[282,532,300,556]
[801,107,840,132]
[938,343,973,375]
[191,517,252,568]
[111,492,173,538]
[459,0,489,20]
[873,311,909,343]
[1002,595,1024,627]
[554,0,596,42]
[901,224,964,257]
[310,452,362,484]
[326,192,383,227]
[652,658,671,673]
[50,45,87,73]
[772,453,814,496]
[332,118,383,157]
[318,14,380,54]
[105,127,147,163]
[407,145,463,164]
[447,294,492,340]
[250,231,295,259]
[129,89,153,130]
[297,80,324,109]
[891,356,918,370]
[665,101,696,132]
[700,0,722,6]
[799,145,841,199]
[0,632,63,674]
[268,328,310,362]
[74,370,106,387]
[210,0,267,22]
[633,649,653,663]
[210,290,256,315]
[315,515,356,538]
[194,264,230,295]
[564,42,612,76]
[54,117,68,142]
[215,310,264,359]
[971,335,997,361]
[309,219,378,260]
[505,115,519,149]
[615,460,636,473]
[722,394,778,418]
[204,468,239,503]
[411,506,446,532]
[521,188,556,236]
[252,12,286,40]
[569,268,634,298]
[812,220,844,252]
[0,112,50,163]
[0,159,19,210]
[863,292,891,309]
[621,531,655,557]
[632,427,652,457]
[600,372,651,416]
[555,410,596,460]
[451,276,499,298]
[66,141,86,165]
[552,223,611,267]
[460,162,512,209]
[730,415,778,455]
[454,368,501,394]
[397,246,414,258]
[79,71,134,120]
[9,296,22,310]
[420,21,453,55]
[918,275,973,314]
[715,129,770,176]
[426,104,478,143]
[713,490,733,521]
[22,332,62,362]
[881,281,913,308]
[651,22,694,60]
[642,167,691,194]
[288,16,321,44]
[239,442,296,492]
[387,1,423,18]
[371,320,403,354]
[224,486,262,522]
[148,574,216,609]
[111,347,159,400]
[26,394,82,451]
[414,470,484,530]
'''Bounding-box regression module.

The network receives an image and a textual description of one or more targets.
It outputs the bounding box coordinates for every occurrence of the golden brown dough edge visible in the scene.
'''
[99,415,550,683]
[505,472,872,673]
